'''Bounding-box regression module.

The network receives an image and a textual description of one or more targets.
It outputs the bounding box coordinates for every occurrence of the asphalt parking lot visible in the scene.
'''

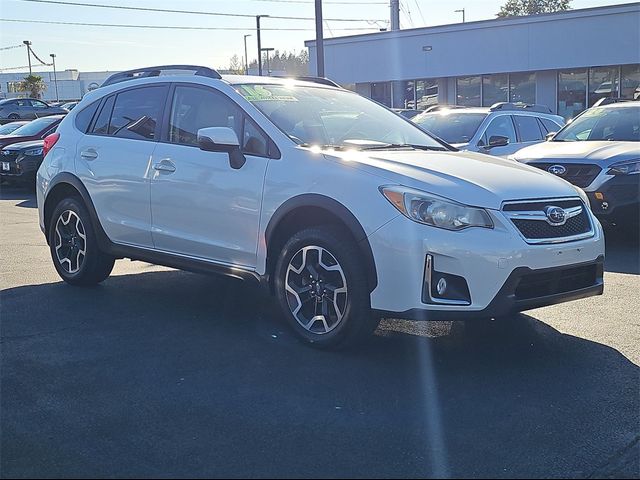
[1,185,638,479]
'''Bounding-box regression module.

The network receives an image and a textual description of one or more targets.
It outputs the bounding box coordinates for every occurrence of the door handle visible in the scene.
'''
[152,160,176,173]
[80,149,98,160]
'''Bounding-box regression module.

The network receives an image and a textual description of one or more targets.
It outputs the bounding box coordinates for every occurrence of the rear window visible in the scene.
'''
[413,112,486,144]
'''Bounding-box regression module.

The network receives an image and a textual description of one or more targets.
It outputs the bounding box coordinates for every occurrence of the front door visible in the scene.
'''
[150,84,270,268]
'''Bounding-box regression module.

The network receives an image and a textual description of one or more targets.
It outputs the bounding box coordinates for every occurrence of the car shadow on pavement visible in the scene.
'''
[0,183,37,208]
[604,227,640,275]
[2,269,638,479]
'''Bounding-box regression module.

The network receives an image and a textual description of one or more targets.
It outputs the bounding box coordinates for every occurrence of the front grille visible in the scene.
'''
[503,199,593,243]
[529,163,602,188]
[515,264,598,300]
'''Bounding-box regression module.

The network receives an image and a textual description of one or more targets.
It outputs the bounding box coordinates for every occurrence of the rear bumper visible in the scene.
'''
[374,256,604,321]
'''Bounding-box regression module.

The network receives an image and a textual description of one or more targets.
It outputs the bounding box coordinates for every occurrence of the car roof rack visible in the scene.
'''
[489,102,552,114]
[592,97,635,107]
[102,65,222,87]
[280,76,342,88]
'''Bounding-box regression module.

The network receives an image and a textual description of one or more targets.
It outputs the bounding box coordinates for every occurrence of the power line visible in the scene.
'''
[250,0,387,3]
[413,0,426,26]
[0,18,381,32]
[14,0,387,23]
[0,44,24,51]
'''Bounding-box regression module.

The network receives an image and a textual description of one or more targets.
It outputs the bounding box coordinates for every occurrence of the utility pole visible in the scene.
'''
[455,8,466,23]
[243,34,251,75]
[315,0,325,77]
[256,15,269,76]
[50,53,59,102]
[23,40,32,75]
[390,0,400,30]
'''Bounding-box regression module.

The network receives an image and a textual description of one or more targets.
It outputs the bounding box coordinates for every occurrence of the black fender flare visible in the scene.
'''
[265,194,378,292]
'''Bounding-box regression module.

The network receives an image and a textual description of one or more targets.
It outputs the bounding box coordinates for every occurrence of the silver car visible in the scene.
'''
[412,103,565,157]
[0,98,68,122]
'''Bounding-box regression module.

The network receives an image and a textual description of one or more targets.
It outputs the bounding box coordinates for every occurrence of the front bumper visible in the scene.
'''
[367,208,605,319]
[586,174,640,225]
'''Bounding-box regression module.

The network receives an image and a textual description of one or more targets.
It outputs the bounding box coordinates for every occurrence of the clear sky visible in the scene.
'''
[0,0,634,73]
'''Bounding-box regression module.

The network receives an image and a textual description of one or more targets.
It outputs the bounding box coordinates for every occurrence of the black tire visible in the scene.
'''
[7,113,19,120]
[48,196,115,286]
[274,226,378,349]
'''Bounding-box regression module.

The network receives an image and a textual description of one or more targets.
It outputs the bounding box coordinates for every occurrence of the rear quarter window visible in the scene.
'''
[74,100,101,133]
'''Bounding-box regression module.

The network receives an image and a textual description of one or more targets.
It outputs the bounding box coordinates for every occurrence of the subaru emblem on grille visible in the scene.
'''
[548,164,567,176]
[545,206,566,225]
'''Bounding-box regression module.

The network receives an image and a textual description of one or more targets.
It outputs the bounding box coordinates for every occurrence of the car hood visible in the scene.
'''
[3,139,43,151]
[322,148,579,210]
[512,141,639,166]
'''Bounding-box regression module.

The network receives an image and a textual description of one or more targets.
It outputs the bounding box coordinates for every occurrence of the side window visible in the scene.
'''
[109,86,165,140]
[242,118,268,156]
[539,118,562,134]
[168,86,242,147]
[30,100,48,109]
[514,115,544,142]
[481,115,517,145]
[16,100,29,107]
[75,100,101,133]
[92,95,115,135]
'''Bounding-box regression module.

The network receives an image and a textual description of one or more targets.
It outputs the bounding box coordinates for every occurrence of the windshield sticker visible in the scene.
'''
[239,85,298,102]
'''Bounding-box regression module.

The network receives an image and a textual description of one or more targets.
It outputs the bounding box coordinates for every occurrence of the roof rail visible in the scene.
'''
[102,65,222,87]
[489,102,552,114]
[592,97,635,107]
[282,76,342,88]
[423,104,467,113]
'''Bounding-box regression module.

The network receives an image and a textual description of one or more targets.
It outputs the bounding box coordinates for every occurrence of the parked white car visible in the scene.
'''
[37,66,605,348]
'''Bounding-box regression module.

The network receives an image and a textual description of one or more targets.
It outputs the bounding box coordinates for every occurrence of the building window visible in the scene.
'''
[7,82,22,94]
[401,80,416,109]
[456,76,481,106]
[588,66,619,107]
[509,72,535,104]
[558,69,587,121]
[371,82,391,107]
[620,64,640,100]
[416,79,438,110]
[482,74,508,106]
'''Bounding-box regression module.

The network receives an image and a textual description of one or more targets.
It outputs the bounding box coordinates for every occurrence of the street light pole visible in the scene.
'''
[50,53,59,102]
[314,0,325,77]
[243,34,251,75]
[23,40,32,75]
[256,15,269,76]
[455,8,466,23]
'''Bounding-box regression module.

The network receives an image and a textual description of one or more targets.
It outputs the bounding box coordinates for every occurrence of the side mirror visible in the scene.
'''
[546,132,557,141]
[197,127,246,169]
[487,135,509,148]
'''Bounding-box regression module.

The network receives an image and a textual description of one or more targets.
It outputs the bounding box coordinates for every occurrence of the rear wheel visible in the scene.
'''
[7,113,19,120]
[48,197,115,286]
[274,226,378,349]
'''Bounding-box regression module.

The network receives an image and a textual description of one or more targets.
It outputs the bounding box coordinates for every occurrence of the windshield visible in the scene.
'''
[236,83,447,150]
[0,122,26,135]
[412,111,487,144]
[10,116,59,137]
[554,106,640,142]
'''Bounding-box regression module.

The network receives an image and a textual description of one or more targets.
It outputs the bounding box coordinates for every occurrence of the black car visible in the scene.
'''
[0,115,64,149]
[0,139,45,185]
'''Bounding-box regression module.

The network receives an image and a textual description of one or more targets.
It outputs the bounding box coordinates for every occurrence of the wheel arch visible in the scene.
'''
[265,194,378,292]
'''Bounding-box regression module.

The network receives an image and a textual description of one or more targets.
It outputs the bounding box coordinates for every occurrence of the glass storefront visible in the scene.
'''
[370,82,391,107]
[509,72,535,104]
[588,66,619,106]
[482,74,508,106]
[416,79,438,110]
[456,76,481,106]
[621,64,640,100]
[558,69,588,120]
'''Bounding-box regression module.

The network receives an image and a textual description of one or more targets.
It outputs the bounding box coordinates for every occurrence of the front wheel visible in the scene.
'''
[48,197,115,286]
[274,226,378,349]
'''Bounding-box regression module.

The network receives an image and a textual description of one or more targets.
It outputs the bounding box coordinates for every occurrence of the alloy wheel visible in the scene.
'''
[54,210,86,274]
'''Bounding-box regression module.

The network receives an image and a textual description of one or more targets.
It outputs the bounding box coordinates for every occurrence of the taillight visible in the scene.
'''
[43,132,60,158]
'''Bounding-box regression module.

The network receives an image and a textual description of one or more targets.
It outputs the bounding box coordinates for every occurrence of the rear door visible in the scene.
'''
[16,99,34,119]
[75,84,168,247]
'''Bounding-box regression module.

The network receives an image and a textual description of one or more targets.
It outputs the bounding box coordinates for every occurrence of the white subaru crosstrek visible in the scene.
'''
[36,65,605,348]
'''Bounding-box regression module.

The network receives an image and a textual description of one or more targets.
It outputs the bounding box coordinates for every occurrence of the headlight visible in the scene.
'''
[380,186,493,231]
[607,159,640,175]
[24,147,43,156]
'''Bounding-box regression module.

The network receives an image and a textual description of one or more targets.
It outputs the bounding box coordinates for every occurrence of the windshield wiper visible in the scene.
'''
[358,143,447,152]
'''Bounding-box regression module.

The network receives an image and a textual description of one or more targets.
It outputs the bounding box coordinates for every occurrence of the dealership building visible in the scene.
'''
[305,2,640,119]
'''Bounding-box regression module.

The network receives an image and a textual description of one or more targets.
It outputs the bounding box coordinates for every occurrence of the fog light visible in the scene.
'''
[595,192,604,200]
[436,277,447,295]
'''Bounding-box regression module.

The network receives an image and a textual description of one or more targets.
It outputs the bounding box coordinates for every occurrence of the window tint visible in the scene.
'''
[109,86,165,140]
[168,86,242,147]
[75,100,101,133]
[30,100,48,109]
[92,95,115,135]
[514,115,544,142]
[242,118,268,156]
[414,112,486,144]
[16,100,29,107]
[481,115,516,145]
[539,118,562,134]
